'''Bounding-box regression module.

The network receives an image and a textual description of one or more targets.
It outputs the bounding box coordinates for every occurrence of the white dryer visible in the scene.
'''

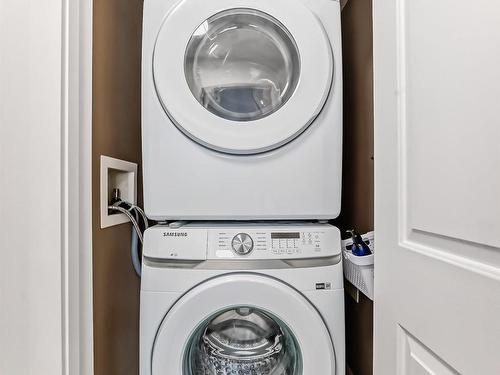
[140,223,345,374]
[142,0,343,220]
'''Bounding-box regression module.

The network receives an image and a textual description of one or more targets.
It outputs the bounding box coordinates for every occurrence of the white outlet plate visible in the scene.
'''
[100,155,138,228]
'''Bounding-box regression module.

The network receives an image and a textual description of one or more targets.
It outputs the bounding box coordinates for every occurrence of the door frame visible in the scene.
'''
[0,0,93,372]
[64,0,94,373]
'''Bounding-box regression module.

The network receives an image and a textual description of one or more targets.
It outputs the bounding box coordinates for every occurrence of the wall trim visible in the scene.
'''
[63,0,94,373]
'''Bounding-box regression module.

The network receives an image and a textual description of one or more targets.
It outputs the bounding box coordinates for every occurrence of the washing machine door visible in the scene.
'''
[151,274,336,374]
[153,0,333,154]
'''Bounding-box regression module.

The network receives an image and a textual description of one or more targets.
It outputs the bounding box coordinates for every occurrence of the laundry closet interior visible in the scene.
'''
[92,0,374,374]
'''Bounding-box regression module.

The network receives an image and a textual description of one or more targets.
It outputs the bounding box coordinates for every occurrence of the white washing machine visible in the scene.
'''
[140,223,345,374]
[142,0,343,220]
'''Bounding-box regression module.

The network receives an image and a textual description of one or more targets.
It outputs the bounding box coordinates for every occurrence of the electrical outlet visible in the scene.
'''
[100,155,138,228]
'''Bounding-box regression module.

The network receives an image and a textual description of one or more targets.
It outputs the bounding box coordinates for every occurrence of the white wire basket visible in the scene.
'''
[342,231,374,300]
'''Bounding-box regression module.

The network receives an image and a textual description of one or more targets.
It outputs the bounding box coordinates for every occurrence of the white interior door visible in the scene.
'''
[374,1,500,374]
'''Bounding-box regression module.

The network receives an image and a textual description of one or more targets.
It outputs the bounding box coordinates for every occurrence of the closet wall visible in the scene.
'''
[91,0,373,374]
[338,0,374,374]
[92,1,144,374]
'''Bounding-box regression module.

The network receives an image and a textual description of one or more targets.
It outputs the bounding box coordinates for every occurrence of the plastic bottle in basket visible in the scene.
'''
[347,230,372,256]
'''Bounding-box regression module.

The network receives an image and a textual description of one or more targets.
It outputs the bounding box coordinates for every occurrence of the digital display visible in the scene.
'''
[271,232,300,239]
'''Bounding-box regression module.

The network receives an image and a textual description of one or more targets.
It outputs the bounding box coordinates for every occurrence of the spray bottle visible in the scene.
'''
[347,229,372,256]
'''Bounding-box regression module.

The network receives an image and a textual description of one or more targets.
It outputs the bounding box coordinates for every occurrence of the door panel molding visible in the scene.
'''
[397,326,459,375]
[397,0,500,250]
[403,229,500,281]
[396,0,500,276]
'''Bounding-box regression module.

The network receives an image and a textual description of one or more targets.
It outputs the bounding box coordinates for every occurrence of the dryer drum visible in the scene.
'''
[186,307,302,374]
[184,8,301,123]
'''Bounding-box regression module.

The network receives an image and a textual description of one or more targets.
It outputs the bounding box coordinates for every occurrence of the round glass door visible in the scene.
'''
[152,0,333,154]
[183,306,302,374]
[184,8,300,122]
[151,274,336,374]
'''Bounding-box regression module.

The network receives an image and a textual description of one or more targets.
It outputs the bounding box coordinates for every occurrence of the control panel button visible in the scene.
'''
[231,233,254,255]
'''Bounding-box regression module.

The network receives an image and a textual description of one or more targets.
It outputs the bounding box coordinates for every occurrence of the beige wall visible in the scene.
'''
[92,0,143,374]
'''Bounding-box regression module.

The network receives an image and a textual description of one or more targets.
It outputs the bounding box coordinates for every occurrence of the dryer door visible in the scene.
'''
[153,0,333,154]
[151,274,337,374]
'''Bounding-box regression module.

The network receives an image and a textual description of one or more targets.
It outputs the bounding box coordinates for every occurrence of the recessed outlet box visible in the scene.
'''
[100,155,138,228]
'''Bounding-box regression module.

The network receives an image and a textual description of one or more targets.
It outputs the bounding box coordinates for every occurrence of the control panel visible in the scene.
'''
[143,223,341,261]
[207,227,339,260]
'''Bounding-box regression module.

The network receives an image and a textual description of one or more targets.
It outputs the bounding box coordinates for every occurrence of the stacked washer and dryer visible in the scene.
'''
[140,0,345,373]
